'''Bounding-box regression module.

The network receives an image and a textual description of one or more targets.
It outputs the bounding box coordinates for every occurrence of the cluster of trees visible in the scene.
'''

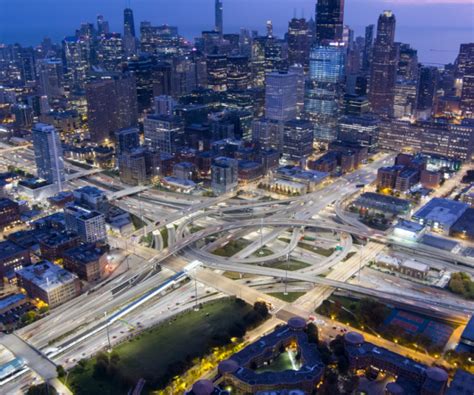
[27,384,58,395]
[448,272,474,300]
[319,298,389,331]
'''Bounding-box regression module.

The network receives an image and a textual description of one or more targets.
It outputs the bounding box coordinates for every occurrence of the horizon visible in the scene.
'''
[1,0,473,64]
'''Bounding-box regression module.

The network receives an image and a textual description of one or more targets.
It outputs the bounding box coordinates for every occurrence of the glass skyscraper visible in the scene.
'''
[305,43,345,142]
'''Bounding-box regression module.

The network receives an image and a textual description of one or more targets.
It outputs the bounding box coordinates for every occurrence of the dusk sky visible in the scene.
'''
[1,0,473,64]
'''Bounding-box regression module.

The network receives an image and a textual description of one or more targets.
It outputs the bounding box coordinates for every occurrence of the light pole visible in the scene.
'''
[284,252,289,296]
[104,312,112,352]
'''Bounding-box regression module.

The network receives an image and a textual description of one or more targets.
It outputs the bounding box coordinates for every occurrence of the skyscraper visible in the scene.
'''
[97,15,110,35]
[123,7,137,56]
[362,24,374,73]
[287,18,310,68]
[315,0,345,44]
[305,43,345,141]
[265,71,298,122]
[32,123,65,190]
[215,0,223,35]
[416,66,439,120]
[86,73,138,143]
[458,44,474,118]
[369,11,397,118]
[227,55,251,90]
[207,54,228,92]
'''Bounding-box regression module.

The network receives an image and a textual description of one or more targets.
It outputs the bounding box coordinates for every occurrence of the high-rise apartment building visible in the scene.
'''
[38,59,64,102]
[32,123,65,190]
[86,72,138,143]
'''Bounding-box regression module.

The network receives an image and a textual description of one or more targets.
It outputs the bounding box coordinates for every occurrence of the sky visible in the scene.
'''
[0,0,473,64]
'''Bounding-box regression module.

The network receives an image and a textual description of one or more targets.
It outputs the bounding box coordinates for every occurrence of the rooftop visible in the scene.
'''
[395,220,425,233]
[276,166,329,183]
[419,234,459,252]
[0,197,18,210]
[451,208,474,236]
[413,198,468,228]
[63,243,108,264]
[17,261,78,292]
[0,240,27,260]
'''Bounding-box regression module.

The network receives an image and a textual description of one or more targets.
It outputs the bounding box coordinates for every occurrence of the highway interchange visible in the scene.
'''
[1,148,473,393]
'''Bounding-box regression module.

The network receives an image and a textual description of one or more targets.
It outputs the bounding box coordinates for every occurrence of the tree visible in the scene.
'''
[306,322,319,344]
[27,384,58,395]
[56,365,66,378]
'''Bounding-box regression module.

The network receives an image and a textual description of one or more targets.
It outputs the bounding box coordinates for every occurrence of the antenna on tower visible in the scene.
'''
[293,8,296,18]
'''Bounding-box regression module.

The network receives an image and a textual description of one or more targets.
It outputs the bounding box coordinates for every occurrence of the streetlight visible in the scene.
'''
[284,252,289,296]
[104,312,112,352]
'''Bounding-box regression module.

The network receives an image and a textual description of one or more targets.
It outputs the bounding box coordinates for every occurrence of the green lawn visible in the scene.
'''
[265,260,310,271]
[64,298,261,394]
[213,239,251,257]
[253,247,274,257]
[269,292,306,302]
[298,242,335,257]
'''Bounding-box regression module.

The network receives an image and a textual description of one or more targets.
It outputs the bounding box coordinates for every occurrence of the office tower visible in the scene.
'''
[288,18,310,68]
[62,36,91,90]
[86,73,138,144]
[215,0,223,35]
[97,15,110,35]
[17,47,36,85]
[252,118,283,151]
[96,33,124,71]
[32,123,65,189]
[369,11,397,118]
[362,24,374,73]
[458,44,474,118]
[305,43,345,141]
[38,59,64,101]
[144,114,185,155]
[265,71,298,122]
[154,95,177,116]
[282,119,314,162]
[315,0,345,44]
[227,55,251,90]
[290,64,306,115]
[211,157,238,195]
[263,38,284,72]
[416,66,439,119]
[207,54,228,92]
[123,7,137,56]
[140,23,180,55]
[393,80,417,119]
[64,205,107,243]
[397,43,418,81]
[115,127,140,161]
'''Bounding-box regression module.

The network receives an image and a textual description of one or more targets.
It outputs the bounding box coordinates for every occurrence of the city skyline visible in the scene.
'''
[1,0,473,64]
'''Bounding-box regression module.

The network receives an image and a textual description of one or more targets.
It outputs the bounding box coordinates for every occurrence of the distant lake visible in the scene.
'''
[1,0,473,65]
